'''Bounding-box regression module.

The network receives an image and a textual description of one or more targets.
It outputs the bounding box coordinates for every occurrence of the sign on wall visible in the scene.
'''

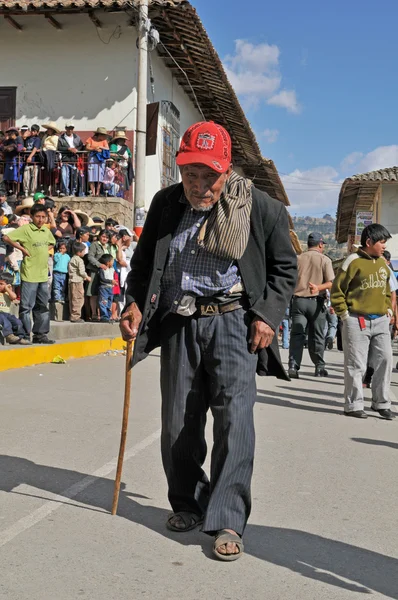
[355,210,374,243]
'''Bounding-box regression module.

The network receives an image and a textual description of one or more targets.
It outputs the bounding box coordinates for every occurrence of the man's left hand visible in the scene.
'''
[250,316,275,353]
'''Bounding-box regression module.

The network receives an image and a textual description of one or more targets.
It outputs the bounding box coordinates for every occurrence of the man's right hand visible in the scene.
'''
[120,303,142,341]
[21,248,30,258]
[100,264,108,270]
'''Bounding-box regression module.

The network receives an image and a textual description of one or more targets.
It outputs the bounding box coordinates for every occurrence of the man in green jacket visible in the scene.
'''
[331,223,395,420]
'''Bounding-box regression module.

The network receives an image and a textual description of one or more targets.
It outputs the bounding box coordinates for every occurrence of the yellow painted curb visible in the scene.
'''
[0,337,125,372]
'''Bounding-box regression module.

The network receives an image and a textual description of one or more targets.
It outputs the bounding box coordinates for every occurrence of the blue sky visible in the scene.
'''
[193,0,398,216]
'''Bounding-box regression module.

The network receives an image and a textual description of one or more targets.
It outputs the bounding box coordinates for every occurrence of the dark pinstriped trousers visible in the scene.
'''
[160,308,258,536]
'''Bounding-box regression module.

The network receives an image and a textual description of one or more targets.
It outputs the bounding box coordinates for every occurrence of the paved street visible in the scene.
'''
[1,347,397,600]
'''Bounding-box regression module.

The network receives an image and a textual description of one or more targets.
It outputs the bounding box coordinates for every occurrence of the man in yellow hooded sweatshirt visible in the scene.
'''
[331,223,395,420]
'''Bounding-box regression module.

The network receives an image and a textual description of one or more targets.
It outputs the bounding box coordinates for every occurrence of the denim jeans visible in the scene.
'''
[0,312,25,338]
[61,164,78,196]
[52,272,67,302]
[325,310,338,341]
[19,281,50,338]
[281,318,290,349]
[99,286,113,321]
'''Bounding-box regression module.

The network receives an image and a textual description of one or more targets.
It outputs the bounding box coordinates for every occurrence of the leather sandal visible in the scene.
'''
[166,511,203,532]
[213,529,244,562]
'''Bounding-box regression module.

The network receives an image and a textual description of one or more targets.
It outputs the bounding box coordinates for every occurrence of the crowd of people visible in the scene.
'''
[0,123,134,199]
[280,227,398,420]
[0,186,137,345]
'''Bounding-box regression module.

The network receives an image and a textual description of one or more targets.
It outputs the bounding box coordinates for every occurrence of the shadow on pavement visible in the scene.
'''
[1,455,398,597]
[351,438,398,450]
[277,386,343,401]
[256,390,342,415]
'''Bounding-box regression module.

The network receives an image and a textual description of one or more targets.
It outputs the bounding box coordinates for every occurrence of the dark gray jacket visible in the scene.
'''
[125,183,297,379]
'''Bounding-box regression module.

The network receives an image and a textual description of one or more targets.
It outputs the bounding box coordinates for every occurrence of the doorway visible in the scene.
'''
[0,87,16,131]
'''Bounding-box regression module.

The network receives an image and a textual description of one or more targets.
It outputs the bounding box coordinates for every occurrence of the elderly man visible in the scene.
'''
[120,122,297,561]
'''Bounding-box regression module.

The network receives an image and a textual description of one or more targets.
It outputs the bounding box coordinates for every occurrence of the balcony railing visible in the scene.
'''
[0,151,132,200]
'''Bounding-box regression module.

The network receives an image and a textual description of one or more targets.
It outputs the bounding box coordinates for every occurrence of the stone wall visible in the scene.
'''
[53,197,135,229]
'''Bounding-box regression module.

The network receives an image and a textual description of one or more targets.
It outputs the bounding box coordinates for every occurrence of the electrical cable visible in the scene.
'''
[95,24,122,45]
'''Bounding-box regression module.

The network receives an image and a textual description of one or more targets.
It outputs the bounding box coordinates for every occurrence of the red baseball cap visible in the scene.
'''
[176,121,232,173]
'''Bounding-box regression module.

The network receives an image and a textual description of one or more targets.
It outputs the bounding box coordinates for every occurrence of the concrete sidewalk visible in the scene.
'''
[0,347,397,599]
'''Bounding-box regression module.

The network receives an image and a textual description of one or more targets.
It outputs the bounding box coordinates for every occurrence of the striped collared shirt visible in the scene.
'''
[160,201,240,313]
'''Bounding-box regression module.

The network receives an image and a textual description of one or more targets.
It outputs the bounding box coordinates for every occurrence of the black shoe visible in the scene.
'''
[371,407,396,420]
[32,335,56,345]
[288,367,299,379]
[315,368,328,377]
[344,410,368,418]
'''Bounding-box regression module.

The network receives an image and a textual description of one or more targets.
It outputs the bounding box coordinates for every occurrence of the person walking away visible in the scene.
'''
[325,290,338,350]
[0,271,30,345]
[288,233,334,378]
[23,125,41,197]
[281,306,290,349]
[52,241,70,303]
[2,203,55,343]
[120,121,297,561]
[331,224,395,420]
[58,123,83,197]
[68,242,91,323]
[98,253,115,323]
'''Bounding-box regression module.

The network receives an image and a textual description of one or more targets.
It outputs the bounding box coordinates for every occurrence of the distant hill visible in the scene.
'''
[292,214,346,260]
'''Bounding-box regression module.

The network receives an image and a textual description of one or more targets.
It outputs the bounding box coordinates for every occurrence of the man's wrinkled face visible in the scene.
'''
[180,164,232,212]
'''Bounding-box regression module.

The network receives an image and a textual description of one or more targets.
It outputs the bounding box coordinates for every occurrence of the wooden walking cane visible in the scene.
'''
[111,339,133,515]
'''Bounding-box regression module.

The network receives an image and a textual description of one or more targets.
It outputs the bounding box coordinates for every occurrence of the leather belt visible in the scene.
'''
[195,298,244,317]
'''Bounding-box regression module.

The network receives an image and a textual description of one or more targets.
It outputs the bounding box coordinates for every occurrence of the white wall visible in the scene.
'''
[381,183,398,258]
[0,11,201,208]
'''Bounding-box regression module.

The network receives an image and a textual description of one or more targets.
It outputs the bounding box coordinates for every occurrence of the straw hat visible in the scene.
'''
[111,131,129,143]
[42,121,61,134]
[15,197,34,214]
[74,210,90,227]
[93,127,109,136]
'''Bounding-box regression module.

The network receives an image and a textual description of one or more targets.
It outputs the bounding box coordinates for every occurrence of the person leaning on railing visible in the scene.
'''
[57,123,84,197]
[85,127,110,197]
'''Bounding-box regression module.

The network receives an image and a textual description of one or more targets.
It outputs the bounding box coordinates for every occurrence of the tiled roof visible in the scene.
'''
[348,166,398,182]
[0,0,182,8]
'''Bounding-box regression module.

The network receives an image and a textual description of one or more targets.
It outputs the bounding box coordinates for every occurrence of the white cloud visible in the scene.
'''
[356,145,398,173]
[224,39,300,113]
[262,128,279,143]
[340,151,363,171]
[284,144,398,216]
[268,90,300,114]
[282,166,341,216]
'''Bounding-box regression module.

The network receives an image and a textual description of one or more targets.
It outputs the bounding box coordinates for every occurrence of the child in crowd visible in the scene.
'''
[98,253,115,323]
[0,271,30,345]
[52,241,70,303]
[68,242,91,323]
[331,224,395,420]
[102,160,120,197]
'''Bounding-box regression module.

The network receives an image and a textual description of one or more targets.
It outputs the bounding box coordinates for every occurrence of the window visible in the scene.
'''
[160,101,180,188]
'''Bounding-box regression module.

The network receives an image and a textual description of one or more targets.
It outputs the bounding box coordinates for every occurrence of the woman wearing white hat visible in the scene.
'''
[41,122,61,194]
[109,131,134,197]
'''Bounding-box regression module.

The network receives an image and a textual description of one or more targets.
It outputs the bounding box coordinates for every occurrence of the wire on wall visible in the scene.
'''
[95,24,122,45]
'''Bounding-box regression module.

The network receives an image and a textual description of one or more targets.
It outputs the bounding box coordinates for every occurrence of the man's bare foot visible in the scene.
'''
[215,529,240,556]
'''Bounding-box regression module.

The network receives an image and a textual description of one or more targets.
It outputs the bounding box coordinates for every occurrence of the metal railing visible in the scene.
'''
[0,151,132,200]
